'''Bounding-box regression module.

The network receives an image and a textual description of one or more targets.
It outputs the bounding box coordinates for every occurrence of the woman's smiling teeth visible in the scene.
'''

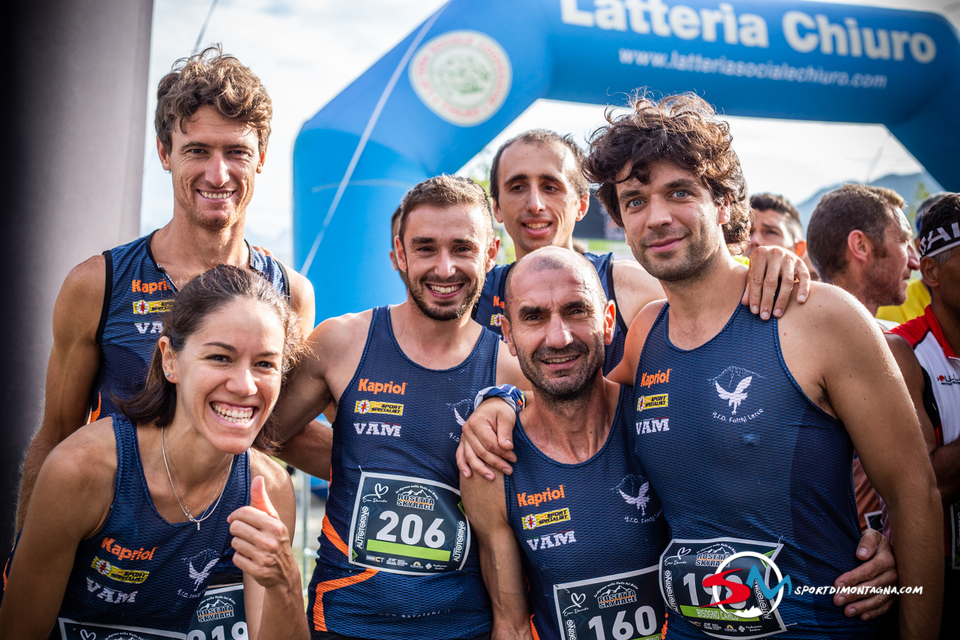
[212,402,254,423]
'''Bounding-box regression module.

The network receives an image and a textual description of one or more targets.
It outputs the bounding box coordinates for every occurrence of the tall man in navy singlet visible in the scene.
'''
[16,46,315,529]
[272,175,528,639]
[462,247,668,640]
[586,93,942,639]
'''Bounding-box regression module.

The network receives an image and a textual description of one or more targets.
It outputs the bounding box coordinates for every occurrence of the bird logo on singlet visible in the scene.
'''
[619,482,652,516]
[188,557,218,590]
[711,367,761,415]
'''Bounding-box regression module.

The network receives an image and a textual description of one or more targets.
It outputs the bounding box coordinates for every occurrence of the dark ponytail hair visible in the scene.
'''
[120,265,305,451]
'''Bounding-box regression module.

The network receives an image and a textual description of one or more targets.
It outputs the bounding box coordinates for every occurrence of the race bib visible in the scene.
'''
[186,583,247,640]
[554,565,664,640]
[348,472,470,575]
[58,618,185,640]
[659,538,787,639]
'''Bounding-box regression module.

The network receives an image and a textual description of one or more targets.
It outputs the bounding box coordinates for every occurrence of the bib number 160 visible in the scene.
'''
[586,606,659,640]
[376,511,445,548]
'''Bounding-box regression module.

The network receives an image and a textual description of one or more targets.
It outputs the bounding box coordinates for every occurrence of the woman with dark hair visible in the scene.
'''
[1,265,309,640]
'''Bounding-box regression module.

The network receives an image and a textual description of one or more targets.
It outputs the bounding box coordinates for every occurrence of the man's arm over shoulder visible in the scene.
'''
[17,255,106,528]
[461,470,533,640]
[785,284,942,639]
[611,260,664,328]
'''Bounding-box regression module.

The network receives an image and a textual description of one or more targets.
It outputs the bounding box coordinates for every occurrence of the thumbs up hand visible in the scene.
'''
[228,475,297,590]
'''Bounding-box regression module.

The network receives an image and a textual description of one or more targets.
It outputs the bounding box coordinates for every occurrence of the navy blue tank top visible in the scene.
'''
[92,232,289,421]
[634,303,879,639]
[308,306,497,639]
[505,386,668,640]
[7,414,250,638]
[473,252,627,374]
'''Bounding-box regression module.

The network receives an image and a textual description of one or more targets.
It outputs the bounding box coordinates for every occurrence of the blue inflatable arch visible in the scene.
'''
[294,0,960,321]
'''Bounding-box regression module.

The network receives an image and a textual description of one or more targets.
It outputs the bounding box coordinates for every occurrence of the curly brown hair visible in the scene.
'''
[584,92,749,252]
[155,45,272,153]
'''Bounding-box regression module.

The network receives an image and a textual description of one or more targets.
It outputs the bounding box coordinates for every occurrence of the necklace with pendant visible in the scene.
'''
[161,427,233,530]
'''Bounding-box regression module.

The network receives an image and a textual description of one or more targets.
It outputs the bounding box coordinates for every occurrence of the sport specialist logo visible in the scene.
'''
[409,30,512,126]
[703,551,792,618]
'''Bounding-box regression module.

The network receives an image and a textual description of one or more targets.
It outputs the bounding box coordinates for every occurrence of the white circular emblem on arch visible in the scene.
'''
[409,30,512,126]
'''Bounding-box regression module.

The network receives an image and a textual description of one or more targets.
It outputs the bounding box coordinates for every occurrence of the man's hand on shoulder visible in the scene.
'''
[742,245,811,320]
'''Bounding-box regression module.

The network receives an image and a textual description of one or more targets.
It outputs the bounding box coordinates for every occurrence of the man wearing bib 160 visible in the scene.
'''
[590,94,942,639]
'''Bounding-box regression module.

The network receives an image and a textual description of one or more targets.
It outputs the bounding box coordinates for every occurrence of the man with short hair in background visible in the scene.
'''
[807,183,922,531]
[807,184,920,327]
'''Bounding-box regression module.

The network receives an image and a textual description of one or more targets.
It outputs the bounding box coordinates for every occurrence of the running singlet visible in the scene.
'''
[4,414,249,639]
[505,386,668,640]
[92,232,289,421]
[634,303,878,639]
[308,306,497,639]
[473,252,627,373]
[891,307,960,566]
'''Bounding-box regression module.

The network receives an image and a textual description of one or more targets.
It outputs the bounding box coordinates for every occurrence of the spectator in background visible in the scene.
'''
[807,183,921,532]
[746,192,807,258]
[808,184,920,326]
[877,191,948,325]
[885,193,960,640]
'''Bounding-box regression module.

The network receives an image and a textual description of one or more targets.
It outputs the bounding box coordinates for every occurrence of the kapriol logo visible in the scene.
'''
[409,30,512,126]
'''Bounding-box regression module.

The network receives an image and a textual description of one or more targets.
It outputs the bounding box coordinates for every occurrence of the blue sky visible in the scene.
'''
[141,0,956,264]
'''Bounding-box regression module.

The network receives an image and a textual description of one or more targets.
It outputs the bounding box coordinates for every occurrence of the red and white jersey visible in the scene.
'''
[891,305,960,445]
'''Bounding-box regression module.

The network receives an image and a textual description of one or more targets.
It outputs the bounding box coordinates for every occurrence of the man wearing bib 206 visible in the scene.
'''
[588,93,942,638]
[272,175,529,640]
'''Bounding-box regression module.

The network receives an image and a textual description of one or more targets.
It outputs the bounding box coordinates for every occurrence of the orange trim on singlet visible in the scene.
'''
[530,613,540,640]
[311,514,378,631]
[89,392,102,423]
[321,514,349,556]
[662,609,669,638]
